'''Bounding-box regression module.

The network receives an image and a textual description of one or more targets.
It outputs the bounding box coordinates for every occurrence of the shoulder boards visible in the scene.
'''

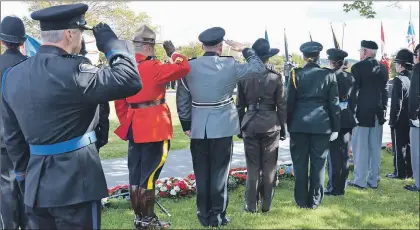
[220,56,234,58]
[188,57,197,61]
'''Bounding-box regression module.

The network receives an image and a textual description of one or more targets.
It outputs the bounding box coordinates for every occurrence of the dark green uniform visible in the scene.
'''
[286,41,340,209]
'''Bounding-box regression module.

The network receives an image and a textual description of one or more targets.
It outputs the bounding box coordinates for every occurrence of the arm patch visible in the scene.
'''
[79,63,100,74]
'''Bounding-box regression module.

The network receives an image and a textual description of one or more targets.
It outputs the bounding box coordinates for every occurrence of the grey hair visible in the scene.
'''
[40,29,79,43]
[203,42,222,52]
[364,48,377,57]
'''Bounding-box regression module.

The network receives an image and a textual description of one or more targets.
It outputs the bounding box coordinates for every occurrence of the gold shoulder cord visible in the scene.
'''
[292,69,297,89]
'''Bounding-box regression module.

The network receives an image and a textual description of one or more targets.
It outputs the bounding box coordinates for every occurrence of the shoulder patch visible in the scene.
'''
[79,63,100,74]
[174,56,185,63]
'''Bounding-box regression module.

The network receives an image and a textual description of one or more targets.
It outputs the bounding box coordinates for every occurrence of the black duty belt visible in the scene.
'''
[248,104,276,111]
[129,98,166,109]
[192,97,234,108]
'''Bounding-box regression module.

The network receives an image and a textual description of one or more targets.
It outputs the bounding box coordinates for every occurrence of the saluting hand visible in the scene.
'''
[163,40,176,57]
[224,39,246,52]
[92,23,118,53]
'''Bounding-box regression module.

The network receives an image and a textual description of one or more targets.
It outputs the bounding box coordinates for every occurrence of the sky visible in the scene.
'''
[1,1,419,60]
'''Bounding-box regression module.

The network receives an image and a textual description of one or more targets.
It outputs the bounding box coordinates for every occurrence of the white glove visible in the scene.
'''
[330,132,339,141]
[410,119,420,127]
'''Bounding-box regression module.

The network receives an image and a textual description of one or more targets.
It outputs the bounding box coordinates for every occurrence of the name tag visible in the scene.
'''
[339,102,348,109]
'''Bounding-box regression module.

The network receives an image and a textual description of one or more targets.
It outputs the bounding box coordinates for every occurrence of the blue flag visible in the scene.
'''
[23,35,42,57]
[407,20,416,51]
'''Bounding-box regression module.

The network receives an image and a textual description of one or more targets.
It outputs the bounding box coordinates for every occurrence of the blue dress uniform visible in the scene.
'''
[1,4,142,229]
[386,49,414,180]
[348,40,389,189]
[176,27,265,227]
[0,15,29,230]
[286,42,340,209]
[324,48,356,196]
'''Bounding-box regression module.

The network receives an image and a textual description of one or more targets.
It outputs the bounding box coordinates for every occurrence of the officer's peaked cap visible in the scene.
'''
[133,25,160,44]
[31,3,90,31]
[0,16,26,43]
[361,40,378,50]
[300,41,323,57]
[199,27,225,46]
[327,48,348,61]
[394,49,414,66]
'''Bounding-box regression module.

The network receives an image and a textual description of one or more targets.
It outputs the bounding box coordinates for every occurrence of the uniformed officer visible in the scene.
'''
[1,3,142,228]
[324,48,356,196]
[385,49,414,180]
[405,44,420,192]
[114,25,190,229]
[236,38,286,213]
[79,38,111,152]
[286,41,340,209]
[176,27,265,227]
[348,40,389,189]
[0,15,28,230]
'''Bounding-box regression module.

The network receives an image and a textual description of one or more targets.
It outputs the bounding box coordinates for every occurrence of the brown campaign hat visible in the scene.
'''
[132,25,162,44]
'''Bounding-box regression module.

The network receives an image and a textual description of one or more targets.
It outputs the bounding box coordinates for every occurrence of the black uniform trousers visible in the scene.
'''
[1,147,27,230]
[289,133,330,208]
[127,126,169,189]
[391,126,412,178]
[190,135,232,227]
[327,128,352,195]
[25,200,101,229]
[243,131,280,212]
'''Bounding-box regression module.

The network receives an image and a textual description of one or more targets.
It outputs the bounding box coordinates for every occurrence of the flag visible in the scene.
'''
[284,29,289,63]
[20,34,42,57]
[330,24,340,49]
[265,27,269,42]
[380,21,385,56]
[407,20,416,51]
[309,31,313,41]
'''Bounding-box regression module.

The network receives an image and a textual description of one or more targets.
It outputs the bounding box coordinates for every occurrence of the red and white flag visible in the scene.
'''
[381,21,385,57]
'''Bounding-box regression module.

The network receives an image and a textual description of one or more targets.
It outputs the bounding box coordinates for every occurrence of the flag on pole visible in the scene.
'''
[380,21,385,56]
[20,34,42,57]
[265,27,269,42]
[330,23,340,49]
[407,20,416,51]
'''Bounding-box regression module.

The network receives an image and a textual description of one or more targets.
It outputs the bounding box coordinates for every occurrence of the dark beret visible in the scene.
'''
[198,27,225,46]
[0,16,26,43]
[361,40,378,50]
[300,41,323,57]
[327,48,348,61]
[31,3,90,31]
[394,49,414,66]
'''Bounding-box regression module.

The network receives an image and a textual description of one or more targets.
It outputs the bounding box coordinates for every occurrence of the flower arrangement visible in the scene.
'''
[155,176,196,199]
[384,142,393,153]
[278,165,294,180]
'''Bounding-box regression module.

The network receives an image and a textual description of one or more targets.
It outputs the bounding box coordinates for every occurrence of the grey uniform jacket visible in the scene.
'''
[176,50,265,139]
[1,45,141,207]
[0,49,27,148]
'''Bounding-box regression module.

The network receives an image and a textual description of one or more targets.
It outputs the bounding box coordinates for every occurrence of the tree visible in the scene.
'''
[177,42,204,59]
[343,1,400,19]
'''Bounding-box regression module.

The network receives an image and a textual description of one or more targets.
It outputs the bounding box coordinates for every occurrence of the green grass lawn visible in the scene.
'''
[102,151,419,229]
[100,95,239,160]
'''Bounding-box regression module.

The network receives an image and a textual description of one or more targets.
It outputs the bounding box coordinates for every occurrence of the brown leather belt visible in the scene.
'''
[128,98,165,109]
[248,104,276,111]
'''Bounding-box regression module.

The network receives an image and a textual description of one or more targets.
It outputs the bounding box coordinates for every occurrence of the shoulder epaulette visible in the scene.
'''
[188,57,197,61]
[220,56,234,58]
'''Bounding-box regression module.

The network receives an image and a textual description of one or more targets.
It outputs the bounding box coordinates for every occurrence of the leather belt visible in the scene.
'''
[192,97,234,108]
[129,98,165,109]
[248,104,276,111]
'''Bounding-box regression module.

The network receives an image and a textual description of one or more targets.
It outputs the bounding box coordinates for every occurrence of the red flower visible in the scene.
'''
[180,190,187,196]
[166,185,172,190]
[178,181,187,190]
[156,180,161,185]
[159,191,167,197]
[122,184,129,189]
[187,174,195,180]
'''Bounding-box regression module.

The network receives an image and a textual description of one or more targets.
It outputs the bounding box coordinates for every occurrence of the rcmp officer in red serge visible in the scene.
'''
[1,3,142,229]
[0,15,28,230]
[324,48,356,196]
[236,38,287,213]
[176,27,265,227]
[114,24,190,230]
[287,41,340,209]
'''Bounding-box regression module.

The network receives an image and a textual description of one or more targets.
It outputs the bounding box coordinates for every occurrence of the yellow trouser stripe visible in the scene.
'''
[292,69,297,89]
[147,140,168,189]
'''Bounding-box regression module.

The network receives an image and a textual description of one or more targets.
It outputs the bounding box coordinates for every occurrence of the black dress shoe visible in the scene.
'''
[386,173,406,179]
[404,184,420,192]
[368,183,378,189]
[347,181,367,189]
[222,216,230,226]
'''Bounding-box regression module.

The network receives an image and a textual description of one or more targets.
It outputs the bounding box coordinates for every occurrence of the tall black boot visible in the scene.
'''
[139,189,170,229]
[129,186,143,229]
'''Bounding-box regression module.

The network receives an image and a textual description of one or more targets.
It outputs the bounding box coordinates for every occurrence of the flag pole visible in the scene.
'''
[342,22,346,49]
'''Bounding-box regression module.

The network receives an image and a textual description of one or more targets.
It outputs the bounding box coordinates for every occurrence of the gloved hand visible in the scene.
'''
[280,129,286,141]
[92,23,118,54]
[330,132,339,141]
[163,40,176,57]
